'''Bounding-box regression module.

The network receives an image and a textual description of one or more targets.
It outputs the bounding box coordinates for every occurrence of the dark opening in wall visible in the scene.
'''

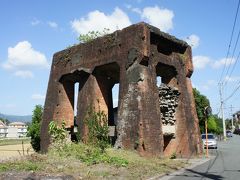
[150,32,187,56]
[92,62,120,127]
[59,70,90,141]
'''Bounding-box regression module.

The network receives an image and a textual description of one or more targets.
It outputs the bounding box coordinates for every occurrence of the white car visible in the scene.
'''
[201,133,217,149]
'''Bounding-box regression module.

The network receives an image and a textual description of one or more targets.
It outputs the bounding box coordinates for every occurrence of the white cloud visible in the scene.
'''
[71,7,131,34]
[212,58,235,69]
[3,41,49,70]
[224,75,240,82]
[125,4,141,14]
[141,6,174,32]
[31,94,45,100]
[185,34,200,49]
[193,56,211,69]
[132,8,142,14]
[31,19,40,26]
[14,70,34,78]
[47,21,58,28]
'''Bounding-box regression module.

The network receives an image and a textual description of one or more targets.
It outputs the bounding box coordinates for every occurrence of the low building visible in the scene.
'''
[7,122,28,138]
[0,120,8,138]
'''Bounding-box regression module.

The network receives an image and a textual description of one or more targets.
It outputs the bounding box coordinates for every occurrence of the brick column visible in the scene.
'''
[76,74,110,142]
[116,63,163,156]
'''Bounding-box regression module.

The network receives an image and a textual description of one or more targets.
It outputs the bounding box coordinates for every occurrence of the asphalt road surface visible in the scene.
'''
[161,134,240,180]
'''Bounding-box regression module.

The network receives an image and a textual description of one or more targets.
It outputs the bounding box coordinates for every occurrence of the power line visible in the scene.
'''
[223,28,240,85]
[224,47,240,85]
[224,80,240,101]
[219,0,240,83]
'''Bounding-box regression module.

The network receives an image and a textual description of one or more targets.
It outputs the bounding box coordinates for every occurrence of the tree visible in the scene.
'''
[27,105,43,152]
[193,88,210,133]
[225,118,232,130]
[207,115,218,133]
[193,88,223,134]
[0,117,10,125]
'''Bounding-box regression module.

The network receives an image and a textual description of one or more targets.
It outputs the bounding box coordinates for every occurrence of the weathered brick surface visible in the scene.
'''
[41,22,202,157]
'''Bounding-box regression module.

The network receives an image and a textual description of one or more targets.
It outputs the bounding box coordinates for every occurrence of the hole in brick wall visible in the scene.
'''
[150,32,187,55]
[112,83,119,126]
[156,76,162,87]
[142,142,146,151]
[59,70,90,142]
[74,82,79,116]
[156,62,178,153]
[163,135,173,151]
[92,62,120,146]
[93,62,120,128]
[140,58,148,66]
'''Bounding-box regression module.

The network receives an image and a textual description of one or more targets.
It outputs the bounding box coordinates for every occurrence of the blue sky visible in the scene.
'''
[0,0,240,118]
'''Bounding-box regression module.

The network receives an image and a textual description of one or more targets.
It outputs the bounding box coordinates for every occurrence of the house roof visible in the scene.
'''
[8,122,26,126]
[0,120,7,128]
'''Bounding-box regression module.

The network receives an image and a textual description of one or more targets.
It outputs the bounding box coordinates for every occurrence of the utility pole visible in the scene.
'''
[219,83,226,140]
[230,105,234,131]
[204,106,211,158]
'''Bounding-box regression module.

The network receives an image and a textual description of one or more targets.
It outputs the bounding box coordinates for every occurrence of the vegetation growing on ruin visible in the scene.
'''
[67,28,110,48]
[84,106,110,152]
[78,28,110,43]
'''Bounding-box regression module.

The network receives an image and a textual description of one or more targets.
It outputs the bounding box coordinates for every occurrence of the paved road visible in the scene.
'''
[161,135,240,180]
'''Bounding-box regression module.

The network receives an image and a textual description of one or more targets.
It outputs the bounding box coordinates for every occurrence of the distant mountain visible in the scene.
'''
[0,113,32,122]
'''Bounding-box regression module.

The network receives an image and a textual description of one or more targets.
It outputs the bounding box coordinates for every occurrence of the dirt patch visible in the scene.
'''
[0,143,34,161]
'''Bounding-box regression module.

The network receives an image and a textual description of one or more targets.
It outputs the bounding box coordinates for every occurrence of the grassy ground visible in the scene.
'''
[0,143,188,179]
[0,138,30,146]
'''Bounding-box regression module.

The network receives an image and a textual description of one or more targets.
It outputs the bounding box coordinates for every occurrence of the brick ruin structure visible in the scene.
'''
[40,22,202,157]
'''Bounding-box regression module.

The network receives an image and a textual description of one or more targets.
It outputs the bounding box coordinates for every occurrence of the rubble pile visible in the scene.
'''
[159,83,180,125]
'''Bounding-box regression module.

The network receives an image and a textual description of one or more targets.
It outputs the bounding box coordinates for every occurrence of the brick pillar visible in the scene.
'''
[54,80,74,127]
[40,74,74,152]
[116,63,163,156]
[76,74,110,142]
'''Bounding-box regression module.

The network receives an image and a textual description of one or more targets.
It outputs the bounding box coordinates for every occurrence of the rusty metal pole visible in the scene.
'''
[205,119,208,158]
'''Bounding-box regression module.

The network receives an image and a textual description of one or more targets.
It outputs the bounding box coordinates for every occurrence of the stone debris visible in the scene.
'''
[159,83,180,125]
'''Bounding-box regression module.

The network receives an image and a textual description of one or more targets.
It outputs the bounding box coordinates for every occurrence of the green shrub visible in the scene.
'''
[49,143,128,167]
[84,106,109,152]
[78,28,110,43]
[48,120,68,150]
[27,105,42,152]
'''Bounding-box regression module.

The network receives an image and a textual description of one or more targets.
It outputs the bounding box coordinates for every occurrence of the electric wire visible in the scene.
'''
[225,47,240,85]
[224,80,240,101]
[223,28,240,85]
[219,0,240,83]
